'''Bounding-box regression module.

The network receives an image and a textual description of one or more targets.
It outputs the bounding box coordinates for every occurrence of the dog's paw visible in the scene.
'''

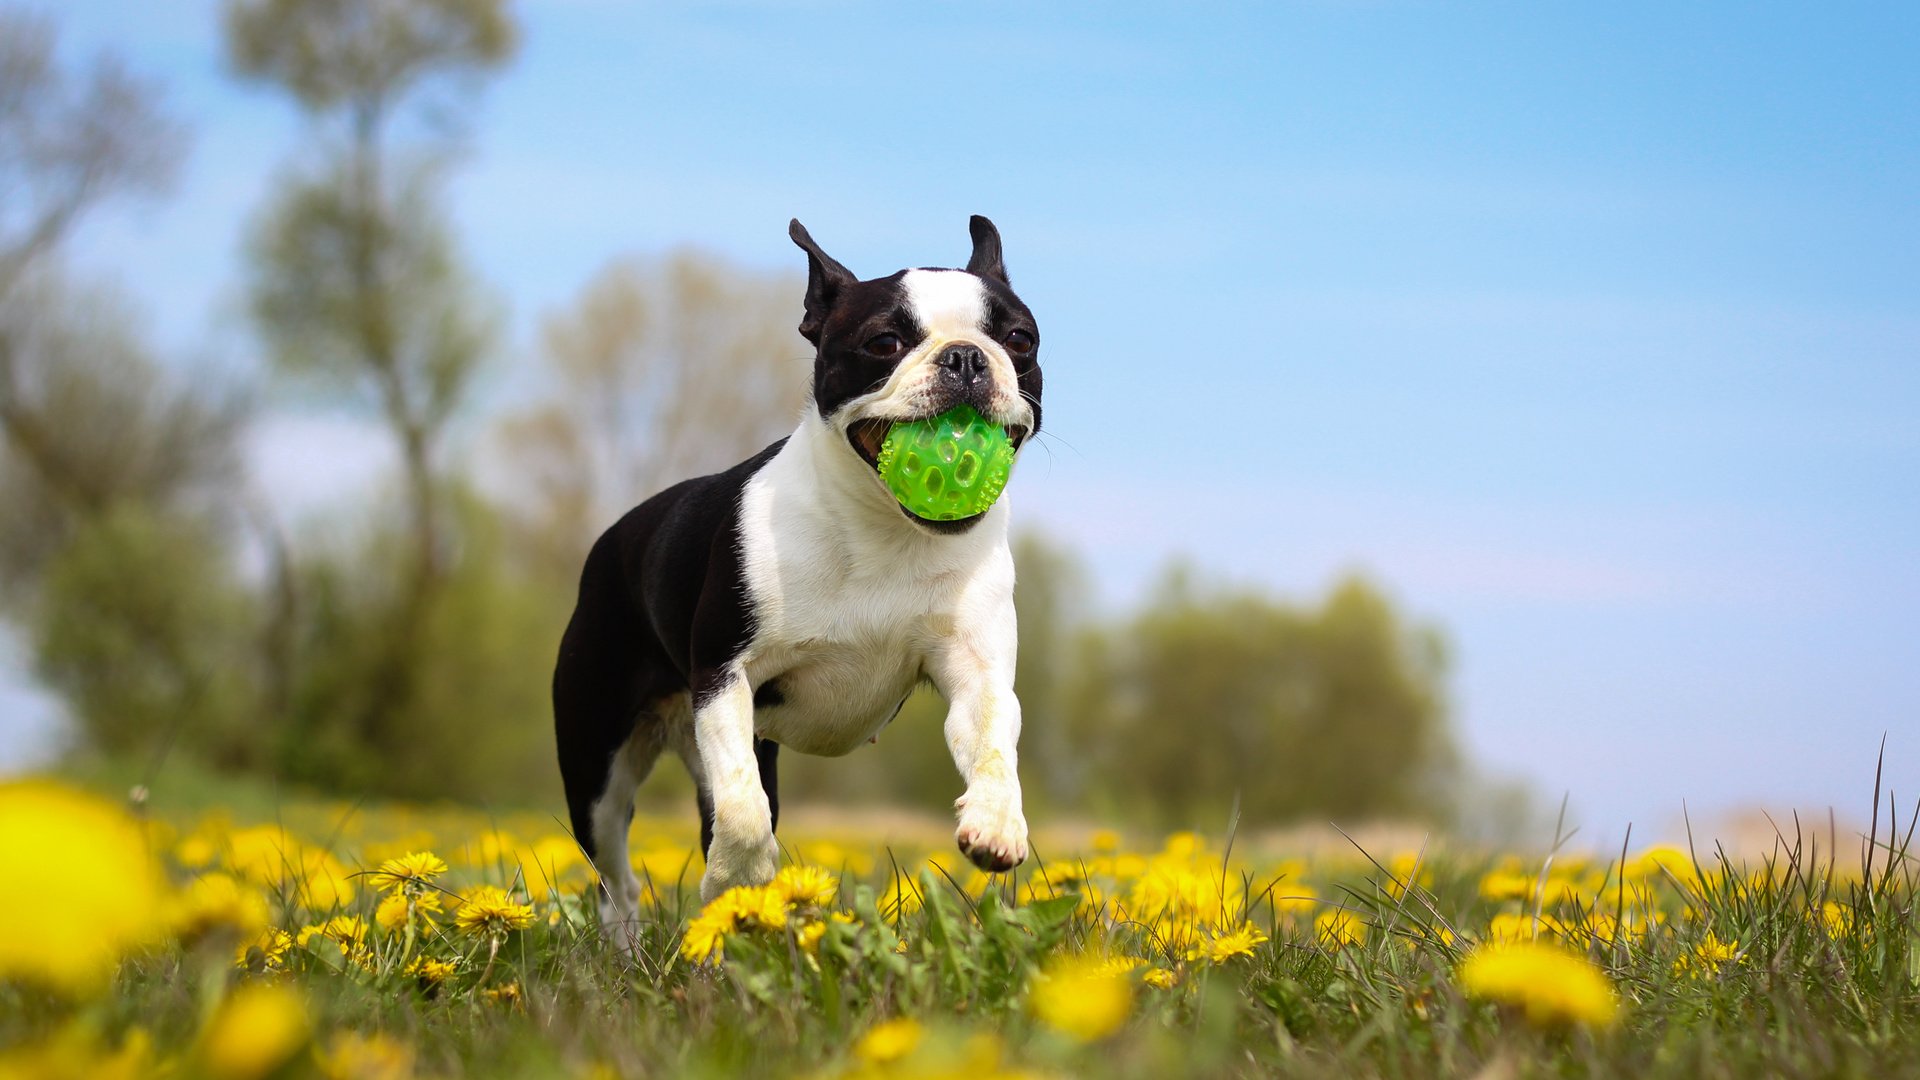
[699,830,781,902]
[596,901,644,958]
[954,789,1028,873]
[594,867,645,956]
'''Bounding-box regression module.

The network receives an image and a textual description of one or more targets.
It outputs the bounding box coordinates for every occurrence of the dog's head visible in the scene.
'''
[788,216,1041,531]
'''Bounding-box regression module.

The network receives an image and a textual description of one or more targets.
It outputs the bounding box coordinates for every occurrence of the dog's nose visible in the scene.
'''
[935,343,989,384]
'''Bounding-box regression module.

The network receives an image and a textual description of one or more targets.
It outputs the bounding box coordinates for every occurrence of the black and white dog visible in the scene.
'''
[554,217,1042,934]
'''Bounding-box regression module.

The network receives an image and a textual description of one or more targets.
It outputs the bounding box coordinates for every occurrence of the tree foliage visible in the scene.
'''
[0,11,182,293]
[230,0,514,584]
[228,0,521,794]
[1071,572,1455,826]
[277,488,561,800]
[0,277,246,600]
[225,0,515,114]
[0,13,255,768]
[498,252,807,578]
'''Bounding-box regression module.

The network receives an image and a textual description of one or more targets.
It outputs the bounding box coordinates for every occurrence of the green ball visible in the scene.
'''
[876,404,1016,522]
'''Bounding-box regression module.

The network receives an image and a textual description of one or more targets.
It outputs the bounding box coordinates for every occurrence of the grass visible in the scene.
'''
[2,769,1918,1079]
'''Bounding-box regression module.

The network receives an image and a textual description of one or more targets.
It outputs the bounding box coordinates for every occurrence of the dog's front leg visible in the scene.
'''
[930,623,1029,873]
[692,669,780,900]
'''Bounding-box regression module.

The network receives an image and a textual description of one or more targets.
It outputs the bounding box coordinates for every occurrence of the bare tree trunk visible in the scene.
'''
[347,92,444,750]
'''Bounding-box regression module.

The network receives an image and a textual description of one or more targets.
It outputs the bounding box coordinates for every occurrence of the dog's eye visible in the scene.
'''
[862,333,904,358]
[1004,329,1036,355]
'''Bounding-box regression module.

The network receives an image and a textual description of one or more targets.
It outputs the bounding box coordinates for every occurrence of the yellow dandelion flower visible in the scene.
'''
[375,890,444,932]
[1091,828,1122,853]
[1819,901,1854,937]
[797,921,827,954]
[0,780,168,993]
[854,1018,924,1064]
[1482,907,1543,941]
[880,877,924,921]
[1203,923,1269,963]
[773,865,839,909]
[1143,967,1181,989]
[680,909,733,963]
[1478,870,1536,903]
[1674,932,1738,977]
[297,915,369,952]
[1624,845,1698,886]
[198,984,311,1080]
[406,955,458,985]
[529,835,589,883]
[1316,909,1366,948]
[1275,886,1319,924]
[1459,941,1619,1029]
[234,928,294,973]
[317,1031,414,1080]
[454,887,535,938]
[1163,832,1205,859]
[1029,954,1135,1042]
[171,873,271,944]
[1386,852,1434,899]
[481,981,522,1007]
[223,825,356,909]
[1092,955,1145,977]
[732,884,790,930]
[176,831,222,872]
[369,851,448,894]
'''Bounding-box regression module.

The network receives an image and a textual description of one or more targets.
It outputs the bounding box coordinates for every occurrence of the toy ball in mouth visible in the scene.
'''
[875,404,1016,522]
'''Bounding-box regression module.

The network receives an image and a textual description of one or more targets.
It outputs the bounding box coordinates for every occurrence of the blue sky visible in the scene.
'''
[9,1,1919,840]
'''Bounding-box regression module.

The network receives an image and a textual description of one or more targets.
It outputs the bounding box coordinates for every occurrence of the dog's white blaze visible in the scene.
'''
[902,268,987,338]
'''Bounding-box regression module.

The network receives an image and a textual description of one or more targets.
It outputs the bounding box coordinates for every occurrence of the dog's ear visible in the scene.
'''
[789,219,855,345]
[965,214,1008,284]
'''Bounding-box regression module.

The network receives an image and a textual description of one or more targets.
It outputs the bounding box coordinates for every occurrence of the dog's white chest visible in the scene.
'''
[733,438,1011,757]
[749,639,922,756]
[743,567,956,756]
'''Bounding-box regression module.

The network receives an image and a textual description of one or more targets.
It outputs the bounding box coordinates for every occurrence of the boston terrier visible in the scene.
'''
[554,216,1043,937]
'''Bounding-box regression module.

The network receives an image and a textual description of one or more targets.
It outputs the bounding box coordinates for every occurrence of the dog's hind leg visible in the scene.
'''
[585,722,666,948]
[554,542,664,951]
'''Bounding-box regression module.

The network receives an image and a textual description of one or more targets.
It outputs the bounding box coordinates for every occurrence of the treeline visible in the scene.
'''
[0,1,1460,828]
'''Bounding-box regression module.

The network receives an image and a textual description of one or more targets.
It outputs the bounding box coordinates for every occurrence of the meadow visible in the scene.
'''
[3,774,1918,1080]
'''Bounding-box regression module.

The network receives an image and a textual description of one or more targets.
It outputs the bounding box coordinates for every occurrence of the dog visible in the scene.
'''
[554,216,1043,937]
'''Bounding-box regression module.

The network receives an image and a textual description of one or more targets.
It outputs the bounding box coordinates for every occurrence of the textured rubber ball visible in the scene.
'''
[875,404,1016,521]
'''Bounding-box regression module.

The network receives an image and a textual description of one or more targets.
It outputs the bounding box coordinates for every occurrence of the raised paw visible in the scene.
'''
[954,790,1028,873]
[699,829,781,902]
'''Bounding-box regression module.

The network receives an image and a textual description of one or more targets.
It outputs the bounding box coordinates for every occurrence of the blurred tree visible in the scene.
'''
[0,13,259,766]
[279,486,563,800]
[0,11,182,297]
[1067,571,1456,827]
[33,502,262,767]
[0,8,188,521]
[497,252,807,579]
[226,0,517,774]
[0,276,244,602]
